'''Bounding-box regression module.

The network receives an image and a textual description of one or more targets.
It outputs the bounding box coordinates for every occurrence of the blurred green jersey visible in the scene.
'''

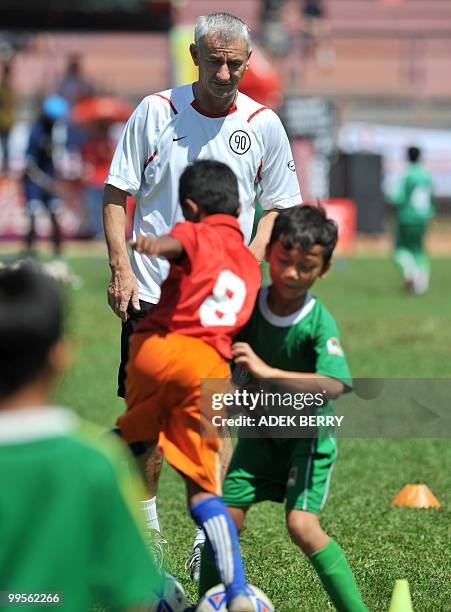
[0,407,162,612]
[391,162,434,224]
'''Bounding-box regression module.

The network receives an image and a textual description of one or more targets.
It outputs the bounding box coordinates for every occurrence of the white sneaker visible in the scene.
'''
[185,544,203,582]
[147,529,167,569]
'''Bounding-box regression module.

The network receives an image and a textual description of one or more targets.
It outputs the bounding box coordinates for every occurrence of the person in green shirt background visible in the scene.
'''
[0,266,161,612]
[390,146,435,295]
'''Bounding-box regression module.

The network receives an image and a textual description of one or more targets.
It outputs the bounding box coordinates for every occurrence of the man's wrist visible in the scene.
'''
[109,260,132,275]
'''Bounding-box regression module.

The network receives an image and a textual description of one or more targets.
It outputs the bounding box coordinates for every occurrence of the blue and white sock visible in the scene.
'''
[191,496,246,602]
[192,525,206,551]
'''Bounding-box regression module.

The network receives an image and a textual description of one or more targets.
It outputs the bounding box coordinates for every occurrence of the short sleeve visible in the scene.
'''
[106,96,155,196]
[88,436,162,608]
[258,112,302,211]
[170,221,199,263]
[313,308,352,389]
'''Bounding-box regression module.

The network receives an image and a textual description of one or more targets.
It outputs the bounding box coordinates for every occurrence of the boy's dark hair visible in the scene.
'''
[407,146,421,162]
[269,204,338,267]
[0,266,64,401]
[179,160,240,216]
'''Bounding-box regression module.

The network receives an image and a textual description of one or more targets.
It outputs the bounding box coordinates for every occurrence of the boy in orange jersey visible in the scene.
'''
[115,160,261,612]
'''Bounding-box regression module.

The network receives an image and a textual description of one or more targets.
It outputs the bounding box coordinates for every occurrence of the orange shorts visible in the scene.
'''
[117,331,231,495]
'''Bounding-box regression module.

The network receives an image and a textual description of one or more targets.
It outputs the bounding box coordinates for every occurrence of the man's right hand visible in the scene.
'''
[107,266,141,322]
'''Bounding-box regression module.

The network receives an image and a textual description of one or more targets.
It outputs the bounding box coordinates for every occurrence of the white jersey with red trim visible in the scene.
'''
[106,83,301,303]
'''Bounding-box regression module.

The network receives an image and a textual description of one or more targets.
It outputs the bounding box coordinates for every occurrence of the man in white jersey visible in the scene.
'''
[103,12,301,575]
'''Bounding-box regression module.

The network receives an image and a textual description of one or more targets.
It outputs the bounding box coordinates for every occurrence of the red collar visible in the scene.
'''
[201,214,242,235]
[191,99,238,118]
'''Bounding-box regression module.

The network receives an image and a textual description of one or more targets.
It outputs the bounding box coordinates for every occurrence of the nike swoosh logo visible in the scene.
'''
[173,136,188,141]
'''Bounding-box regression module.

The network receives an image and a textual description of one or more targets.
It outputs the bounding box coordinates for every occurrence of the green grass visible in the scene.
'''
[53,255,451,612]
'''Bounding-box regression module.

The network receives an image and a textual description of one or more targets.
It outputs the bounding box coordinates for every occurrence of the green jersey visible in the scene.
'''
[0,407,162,612]
[238,286,351,388]
[391,162,434,224]
[223,287,352,513]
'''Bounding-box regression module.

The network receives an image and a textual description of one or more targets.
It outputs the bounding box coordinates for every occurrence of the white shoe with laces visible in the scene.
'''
[147,529,167,569]
[185,543,203,582]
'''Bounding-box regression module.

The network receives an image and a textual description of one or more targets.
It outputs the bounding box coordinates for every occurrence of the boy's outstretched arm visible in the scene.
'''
[232,342,344,398]
[131,235,184,260]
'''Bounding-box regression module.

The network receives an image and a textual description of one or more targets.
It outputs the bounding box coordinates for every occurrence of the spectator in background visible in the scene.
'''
[390,146,435,295]
[303,0,325,25]
[0,61,17,174]
[59,54,96,187]
[259,0,290,56]
[22,95,69,260]
[58,55,95,106]
[259,1,333,70]
[81,119,113,238]
[302,0,334,69]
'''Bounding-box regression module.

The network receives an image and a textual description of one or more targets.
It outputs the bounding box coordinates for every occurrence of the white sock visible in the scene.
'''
[141,497,160,532]
[192,525,206,550]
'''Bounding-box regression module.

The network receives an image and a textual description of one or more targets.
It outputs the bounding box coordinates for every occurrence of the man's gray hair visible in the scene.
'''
[195,12,251,55]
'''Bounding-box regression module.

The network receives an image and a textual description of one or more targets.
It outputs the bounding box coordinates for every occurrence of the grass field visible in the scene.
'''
[50,254,451,612]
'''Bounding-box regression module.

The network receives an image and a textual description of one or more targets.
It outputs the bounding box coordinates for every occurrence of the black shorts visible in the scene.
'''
[117,299,154,397]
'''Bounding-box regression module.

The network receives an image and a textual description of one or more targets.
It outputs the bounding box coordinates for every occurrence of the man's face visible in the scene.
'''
[191,34,250,101]
[266,239,329,301]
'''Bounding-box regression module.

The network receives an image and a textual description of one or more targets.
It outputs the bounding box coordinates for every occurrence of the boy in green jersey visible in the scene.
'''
[200,205,367,611]
[391,146,435,294]
[0,266,161,612]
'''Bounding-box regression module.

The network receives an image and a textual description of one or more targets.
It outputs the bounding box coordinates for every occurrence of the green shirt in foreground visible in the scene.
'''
[0,407,162,612]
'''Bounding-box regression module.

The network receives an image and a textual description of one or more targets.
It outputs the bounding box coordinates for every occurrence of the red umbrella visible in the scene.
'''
[72,96,133,124]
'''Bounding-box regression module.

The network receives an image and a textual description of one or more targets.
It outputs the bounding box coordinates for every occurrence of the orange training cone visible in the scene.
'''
[392,484,441,508]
